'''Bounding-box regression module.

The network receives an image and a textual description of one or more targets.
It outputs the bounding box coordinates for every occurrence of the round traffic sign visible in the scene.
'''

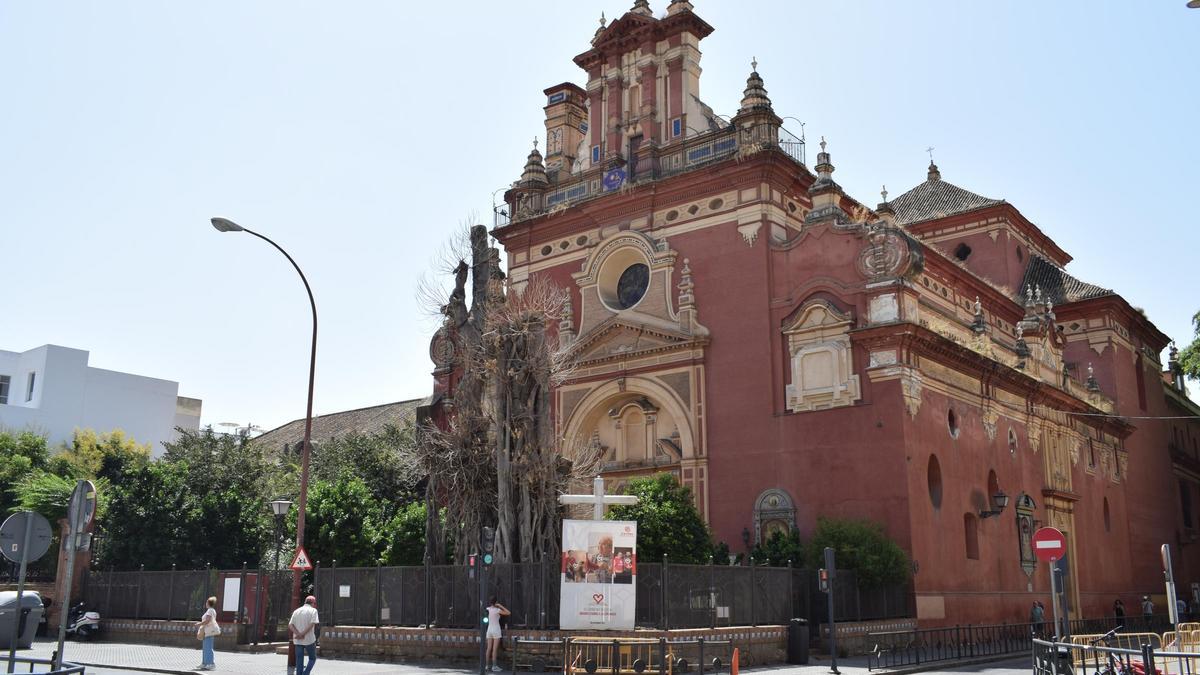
[1032,526,1067,562]
[0,511,54,564]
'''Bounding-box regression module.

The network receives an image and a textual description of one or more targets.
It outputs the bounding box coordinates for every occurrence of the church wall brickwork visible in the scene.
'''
[472,2,1199,631]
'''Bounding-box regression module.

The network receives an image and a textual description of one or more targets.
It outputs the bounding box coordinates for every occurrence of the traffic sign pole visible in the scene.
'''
[54,481,86,670]
[1049,558,1062,643]
[6,512,34,674]
[1033,527,1068,643]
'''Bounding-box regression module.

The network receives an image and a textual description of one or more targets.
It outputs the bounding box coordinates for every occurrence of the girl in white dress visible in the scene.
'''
[485,596,510,672]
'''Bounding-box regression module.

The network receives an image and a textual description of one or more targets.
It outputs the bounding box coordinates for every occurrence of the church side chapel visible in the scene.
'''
[428,0,1200,626]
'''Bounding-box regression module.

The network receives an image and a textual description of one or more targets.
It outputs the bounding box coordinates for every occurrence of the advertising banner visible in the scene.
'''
[559,519,637,630]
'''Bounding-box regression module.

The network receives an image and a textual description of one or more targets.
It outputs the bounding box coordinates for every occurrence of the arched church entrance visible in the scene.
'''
[561,375,708,519]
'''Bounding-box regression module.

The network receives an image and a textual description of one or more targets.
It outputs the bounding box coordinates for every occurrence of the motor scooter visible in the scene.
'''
[65,602,101,640]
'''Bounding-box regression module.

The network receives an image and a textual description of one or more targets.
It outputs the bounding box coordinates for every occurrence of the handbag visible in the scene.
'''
[196,625,205,641]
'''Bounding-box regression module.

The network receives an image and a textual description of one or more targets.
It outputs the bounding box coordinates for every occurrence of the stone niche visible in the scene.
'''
[783,300,861,412]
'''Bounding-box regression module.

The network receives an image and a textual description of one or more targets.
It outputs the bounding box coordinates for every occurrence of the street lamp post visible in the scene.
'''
[212,217,316,675]
[269,499,293,643]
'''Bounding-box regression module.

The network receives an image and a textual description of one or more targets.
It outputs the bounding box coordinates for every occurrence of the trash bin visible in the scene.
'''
[0,591,45,650]
[788,618,810,664]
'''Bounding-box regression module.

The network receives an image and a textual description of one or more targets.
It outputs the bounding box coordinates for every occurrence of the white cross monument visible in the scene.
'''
[559,476,638,520]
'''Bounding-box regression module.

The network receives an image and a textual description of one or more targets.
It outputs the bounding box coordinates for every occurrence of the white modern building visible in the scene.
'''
[0,344,202,456]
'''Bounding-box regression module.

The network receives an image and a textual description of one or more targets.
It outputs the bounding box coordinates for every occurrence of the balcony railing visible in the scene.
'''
[511,121,803,224]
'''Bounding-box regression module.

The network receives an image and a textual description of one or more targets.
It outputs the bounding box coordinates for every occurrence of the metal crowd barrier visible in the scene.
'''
[1034,635,1200,675]
[511,636,731,674]
[0,655,86,674]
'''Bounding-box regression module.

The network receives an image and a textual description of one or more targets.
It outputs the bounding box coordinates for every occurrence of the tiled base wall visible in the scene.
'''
[819,618,918,655]
[94,619,915,664]
[315,626,787,665]
[101,619,243,650]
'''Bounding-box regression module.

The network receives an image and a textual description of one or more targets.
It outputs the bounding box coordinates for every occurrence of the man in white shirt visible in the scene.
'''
[289,595,320,675]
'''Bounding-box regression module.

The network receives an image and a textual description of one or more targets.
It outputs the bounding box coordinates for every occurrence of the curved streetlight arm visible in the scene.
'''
[210,216,315,674]
[239,226,317,599]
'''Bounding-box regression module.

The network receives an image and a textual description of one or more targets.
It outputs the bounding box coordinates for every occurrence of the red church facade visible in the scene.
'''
[436,1,1200,626]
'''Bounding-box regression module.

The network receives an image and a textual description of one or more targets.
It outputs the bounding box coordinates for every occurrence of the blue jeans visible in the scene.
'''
[297,642,317,675]
[201,636,215,666]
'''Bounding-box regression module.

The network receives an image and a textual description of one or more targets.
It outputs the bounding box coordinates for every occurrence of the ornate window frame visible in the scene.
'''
[783,299,861,412]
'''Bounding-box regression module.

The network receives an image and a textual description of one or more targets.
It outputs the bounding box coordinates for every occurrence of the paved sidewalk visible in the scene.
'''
[18,638,1029,675]
[23,638,461,675]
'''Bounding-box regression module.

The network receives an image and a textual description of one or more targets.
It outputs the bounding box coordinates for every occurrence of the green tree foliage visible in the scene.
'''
[805,516,909,588]
[0,430,51,516]
[1180,311,1200,380]
[307,424,421,522]
[49,429,150,481]
[98,429,273,569]
[10,472,83,523]
[752,529,806,567]
[382,501,432,566]
[607,473,714,564]
[305,475,384,568]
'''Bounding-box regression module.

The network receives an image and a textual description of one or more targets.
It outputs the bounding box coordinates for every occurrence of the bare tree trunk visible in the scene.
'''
[416,224,590,564]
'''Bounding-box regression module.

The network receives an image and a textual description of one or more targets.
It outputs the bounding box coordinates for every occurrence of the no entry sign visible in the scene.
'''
[1033,526,1067,562]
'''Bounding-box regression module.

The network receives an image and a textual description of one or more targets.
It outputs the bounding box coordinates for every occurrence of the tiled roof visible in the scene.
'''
[253,399,422,454]
[1017,254,1112,305]
[892,175,1004,226]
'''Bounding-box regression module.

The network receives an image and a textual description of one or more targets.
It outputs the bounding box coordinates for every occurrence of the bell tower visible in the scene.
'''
[542,83,588,178]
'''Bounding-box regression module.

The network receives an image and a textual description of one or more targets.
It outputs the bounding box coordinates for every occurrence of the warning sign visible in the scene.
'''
[290,547,313,571]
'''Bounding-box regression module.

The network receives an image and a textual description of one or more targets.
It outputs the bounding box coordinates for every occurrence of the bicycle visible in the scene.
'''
[1089,626,1131,675]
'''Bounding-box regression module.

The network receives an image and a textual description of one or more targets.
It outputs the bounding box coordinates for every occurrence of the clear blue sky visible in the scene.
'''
[3,1,1197,434]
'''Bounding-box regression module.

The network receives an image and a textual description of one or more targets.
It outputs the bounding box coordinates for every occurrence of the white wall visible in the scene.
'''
[0,345,200,456]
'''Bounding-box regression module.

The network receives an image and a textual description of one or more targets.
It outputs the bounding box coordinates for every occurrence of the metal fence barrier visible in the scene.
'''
[0,655,86,674]
[869,615,1180,671]
[1030,635,1196,675]
[84,561,911,633]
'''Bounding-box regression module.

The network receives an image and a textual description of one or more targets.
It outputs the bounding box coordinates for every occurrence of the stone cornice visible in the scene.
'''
[852,321,1132,438]
[1054,295,1171,353]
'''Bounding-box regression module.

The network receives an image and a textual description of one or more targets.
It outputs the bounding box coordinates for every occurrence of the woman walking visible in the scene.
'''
[194,596,220,671]
[485,596,511,672]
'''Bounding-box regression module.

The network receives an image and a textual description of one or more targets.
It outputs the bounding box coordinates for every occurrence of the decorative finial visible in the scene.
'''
[820,136,827,153]
[926,146,935,163]
[532,137,539,151]
[600,11,606,26]
[751,56,758,72]
[881,185,888,202]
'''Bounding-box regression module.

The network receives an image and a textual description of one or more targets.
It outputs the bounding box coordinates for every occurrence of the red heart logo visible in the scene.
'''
[592,593,605,604]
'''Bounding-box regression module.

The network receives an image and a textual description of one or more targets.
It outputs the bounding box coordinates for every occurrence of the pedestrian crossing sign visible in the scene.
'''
[290,547,313,571]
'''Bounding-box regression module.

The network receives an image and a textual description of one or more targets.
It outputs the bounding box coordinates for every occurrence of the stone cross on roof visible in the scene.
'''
[559,476,638,520]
